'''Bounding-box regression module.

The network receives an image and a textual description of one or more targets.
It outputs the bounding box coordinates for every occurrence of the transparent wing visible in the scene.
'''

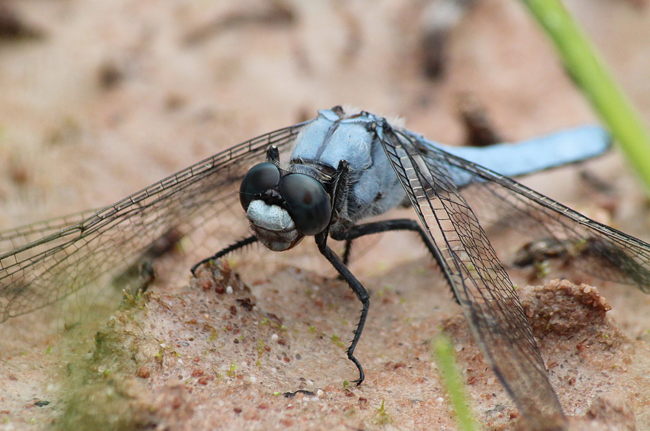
[0,209,100,251]
[457,170,650,291]
[381,126,568,429]
[419,136,650,291]
[0,123,307,322]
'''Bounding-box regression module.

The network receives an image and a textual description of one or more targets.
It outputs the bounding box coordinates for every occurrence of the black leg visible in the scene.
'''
[191,145,276,276]
[266,146,280,163]
[190,236,258,275]
[342,239,353,266]
[315,231,369,385]
[332,218,458,304]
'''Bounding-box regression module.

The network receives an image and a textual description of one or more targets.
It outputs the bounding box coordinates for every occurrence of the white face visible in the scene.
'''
[245,200,303,251]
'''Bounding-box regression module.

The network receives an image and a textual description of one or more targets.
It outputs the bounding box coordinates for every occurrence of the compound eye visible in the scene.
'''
[279,174,331,235]
[240,162,281,210]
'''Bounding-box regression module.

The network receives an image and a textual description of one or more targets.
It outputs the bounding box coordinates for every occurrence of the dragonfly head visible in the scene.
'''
[240,162,332,251]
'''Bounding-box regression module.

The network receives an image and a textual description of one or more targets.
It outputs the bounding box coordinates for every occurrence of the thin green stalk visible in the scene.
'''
[523,0,650,191]
[432,335,479,431]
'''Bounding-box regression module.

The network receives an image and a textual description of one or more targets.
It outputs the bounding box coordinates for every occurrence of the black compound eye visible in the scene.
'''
[279,174,331,235]
[239,162,281,210]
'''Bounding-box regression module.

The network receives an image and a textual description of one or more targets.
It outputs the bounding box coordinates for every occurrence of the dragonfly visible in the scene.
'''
[2,106,650,430]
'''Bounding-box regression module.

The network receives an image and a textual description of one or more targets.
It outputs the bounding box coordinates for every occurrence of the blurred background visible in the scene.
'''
[1,0,650,428]
[1,0,649,235]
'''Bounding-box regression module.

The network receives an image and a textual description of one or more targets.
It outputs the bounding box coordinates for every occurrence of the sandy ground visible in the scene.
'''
[1,0,650,430]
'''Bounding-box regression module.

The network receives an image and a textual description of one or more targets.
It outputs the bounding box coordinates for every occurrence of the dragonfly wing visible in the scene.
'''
[0,123,306,322]
[437,142,650,291]
[0,209,100,252]
[380,126,567,430]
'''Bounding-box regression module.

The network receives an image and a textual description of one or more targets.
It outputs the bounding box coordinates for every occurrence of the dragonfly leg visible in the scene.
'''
[332,219,459,303]
[190,236,259,276]
[315,230,368,385]
[266,145,280,164]
[341,238,353,265]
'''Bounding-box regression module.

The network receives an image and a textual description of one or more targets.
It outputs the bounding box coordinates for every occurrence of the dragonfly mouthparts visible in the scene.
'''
[246,200,303,251]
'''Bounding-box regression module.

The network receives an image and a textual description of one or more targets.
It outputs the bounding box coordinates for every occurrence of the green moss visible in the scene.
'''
[57,379,145,431]
[54,296,157,431]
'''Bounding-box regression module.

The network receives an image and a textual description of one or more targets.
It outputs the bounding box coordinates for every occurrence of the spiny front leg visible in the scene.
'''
[315,231,369,385]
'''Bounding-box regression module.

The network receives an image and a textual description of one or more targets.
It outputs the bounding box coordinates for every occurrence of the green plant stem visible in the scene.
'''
[432,335,478,431]
[523,0,650,191]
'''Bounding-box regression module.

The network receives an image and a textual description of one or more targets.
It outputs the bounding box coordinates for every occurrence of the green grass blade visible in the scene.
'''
[523,0,650,191]
[432,335,479,431]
